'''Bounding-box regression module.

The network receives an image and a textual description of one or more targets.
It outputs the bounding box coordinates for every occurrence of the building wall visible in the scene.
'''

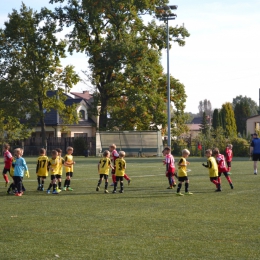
[32,126,96,138]
[247,116,260,135]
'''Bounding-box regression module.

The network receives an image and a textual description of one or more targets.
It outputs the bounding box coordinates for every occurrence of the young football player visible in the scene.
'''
[36,148,49,191]
[225,144,233,172]
[163,147,176,189]
[13,148,29,196]
[113,151,126,193]
[2,143,12,187]
[109,144,131,186]
[96,150,113,193]
[176,149,193,196]
[55,148,64,191]
[63,146,75,191]
[202,149,221,192]
[213,148,233,189]
[46,150,60,194]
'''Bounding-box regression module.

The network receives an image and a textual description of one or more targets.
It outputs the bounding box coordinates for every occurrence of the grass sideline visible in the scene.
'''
[0,156,260,260]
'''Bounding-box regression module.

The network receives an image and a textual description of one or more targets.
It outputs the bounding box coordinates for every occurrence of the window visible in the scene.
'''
[79,110,85,119]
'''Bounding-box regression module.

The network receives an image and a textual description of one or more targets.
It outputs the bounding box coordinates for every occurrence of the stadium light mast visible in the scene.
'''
[156,5,177,148]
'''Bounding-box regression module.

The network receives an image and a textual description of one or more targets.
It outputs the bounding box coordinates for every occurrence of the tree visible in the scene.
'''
[212,109,220,130]
[234,100,250,135]
[50,0,190,130]
[199,112,210,135]
[198,99,212,117]
[232,95,258,116]
[0,4,80,146]
[221,102,237,137]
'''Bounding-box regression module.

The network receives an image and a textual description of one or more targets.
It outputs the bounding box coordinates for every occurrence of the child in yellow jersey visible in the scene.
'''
[46,150,60,194]
[176,149,193,196]
[96,150,113,193]
[202,149,221,192]
[55,148,64,191]
[63,146,75,191]
[36,148,49,191]
[113,151,126,193]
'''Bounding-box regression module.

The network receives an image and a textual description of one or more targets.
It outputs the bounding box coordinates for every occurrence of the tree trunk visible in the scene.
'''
[99,97,108,130]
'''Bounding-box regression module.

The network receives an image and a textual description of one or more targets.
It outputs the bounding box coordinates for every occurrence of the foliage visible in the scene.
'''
[233,95,258,116]
[50,0,190,130]
[212,109,220,130]
[72,137,88,156]
[234,100,251,136]
[230,137,250,157]
[199,112,210,135]
[221,102,237,138]
[0,112,32,144]
[0,4,80,146]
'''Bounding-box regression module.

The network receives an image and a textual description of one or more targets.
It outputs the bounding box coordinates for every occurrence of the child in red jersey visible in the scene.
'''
[2,143,12,187]
[109,144,131,186]
[163,147,176,189]
[225,144,233,172]
[213,148,233,189]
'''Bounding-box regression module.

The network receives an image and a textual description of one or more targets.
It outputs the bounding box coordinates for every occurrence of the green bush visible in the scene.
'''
[73,137,88,156]
[230,137,250,157]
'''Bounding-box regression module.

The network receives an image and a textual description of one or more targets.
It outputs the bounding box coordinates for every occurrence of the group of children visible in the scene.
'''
[2,144,75,196]
[96,144,130,193]
[2,142,233,196]
[162,144,233,195]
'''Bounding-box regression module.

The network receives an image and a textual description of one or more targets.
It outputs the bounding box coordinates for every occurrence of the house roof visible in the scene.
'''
[191,117,202,124]
[186,124,201,131]
[71,91,92,100]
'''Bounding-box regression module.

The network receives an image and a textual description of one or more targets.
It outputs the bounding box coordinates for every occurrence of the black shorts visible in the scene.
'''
[3,168,10,174]
[178,176,188,182]
[252,154,260,161]
[66,172,73,177]
[38,176,46,179]
[99,174,108,180]
[116,176,124,182]
[218,172,229,177]
[55,174,62,179]
[51,175,57,180]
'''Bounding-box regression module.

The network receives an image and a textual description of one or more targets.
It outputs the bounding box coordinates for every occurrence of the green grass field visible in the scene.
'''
[1,156,260,260]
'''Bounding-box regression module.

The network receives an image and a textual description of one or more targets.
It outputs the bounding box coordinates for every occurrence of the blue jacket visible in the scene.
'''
[14,157,28,177]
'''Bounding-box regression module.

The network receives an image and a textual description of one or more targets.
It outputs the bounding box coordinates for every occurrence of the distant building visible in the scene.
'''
[32,91,97,138]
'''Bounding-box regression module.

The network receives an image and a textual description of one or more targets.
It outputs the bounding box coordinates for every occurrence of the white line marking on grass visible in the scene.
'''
[0,173,166,183]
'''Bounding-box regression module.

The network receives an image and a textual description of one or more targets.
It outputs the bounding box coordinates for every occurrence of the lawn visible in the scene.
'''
[0,156,259,260]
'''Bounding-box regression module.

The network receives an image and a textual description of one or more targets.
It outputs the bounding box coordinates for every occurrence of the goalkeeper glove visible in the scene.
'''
[25,171,30,178]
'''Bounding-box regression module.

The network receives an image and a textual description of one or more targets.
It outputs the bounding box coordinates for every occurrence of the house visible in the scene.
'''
[32,91,97,139]
[246,114,260,135]
[185,117,202,138]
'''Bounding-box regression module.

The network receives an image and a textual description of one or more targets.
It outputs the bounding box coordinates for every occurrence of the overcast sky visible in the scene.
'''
[1,0,260,113]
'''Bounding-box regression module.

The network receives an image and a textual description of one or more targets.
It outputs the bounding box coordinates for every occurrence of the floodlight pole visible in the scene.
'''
[156,5,177,148]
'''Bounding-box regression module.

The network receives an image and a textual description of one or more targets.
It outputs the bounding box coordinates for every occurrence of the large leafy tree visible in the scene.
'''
[233,95,258,116]
[198,99,212,117]
[0,4,80,146]
[50,0,190,130]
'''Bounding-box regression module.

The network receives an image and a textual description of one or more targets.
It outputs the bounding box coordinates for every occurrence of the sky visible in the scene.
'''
[1,0,260,113]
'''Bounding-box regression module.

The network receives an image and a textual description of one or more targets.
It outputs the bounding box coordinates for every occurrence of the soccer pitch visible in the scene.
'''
[1,156,260,260]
